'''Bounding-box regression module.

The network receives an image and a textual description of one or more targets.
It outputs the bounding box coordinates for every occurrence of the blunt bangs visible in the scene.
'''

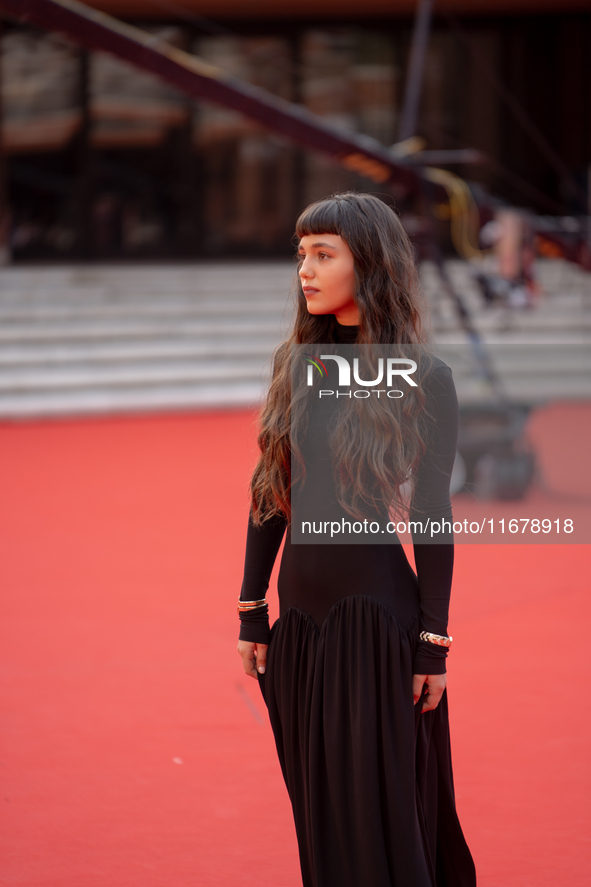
[295,198,344,239]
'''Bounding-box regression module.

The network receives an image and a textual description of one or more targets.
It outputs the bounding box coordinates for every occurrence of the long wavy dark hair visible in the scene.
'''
[250,191,435,525]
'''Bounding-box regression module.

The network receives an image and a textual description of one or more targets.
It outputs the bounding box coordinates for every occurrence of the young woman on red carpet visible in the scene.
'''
[236,192,476,887]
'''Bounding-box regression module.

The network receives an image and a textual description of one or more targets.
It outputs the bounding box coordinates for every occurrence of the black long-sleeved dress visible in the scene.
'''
[239,322,477,887]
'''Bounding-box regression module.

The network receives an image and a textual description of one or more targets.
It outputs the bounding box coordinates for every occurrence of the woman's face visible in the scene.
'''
[298,233,359,325]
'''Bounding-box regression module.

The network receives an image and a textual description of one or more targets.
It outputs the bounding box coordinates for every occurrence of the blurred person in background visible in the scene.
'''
[477,209,541,310]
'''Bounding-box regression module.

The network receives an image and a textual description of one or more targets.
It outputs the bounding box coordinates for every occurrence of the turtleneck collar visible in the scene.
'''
[334,320,359,344]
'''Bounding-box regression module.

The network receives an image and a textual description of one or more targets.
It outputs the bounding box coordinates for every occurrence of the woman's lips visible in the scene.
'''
[303,286,319,295]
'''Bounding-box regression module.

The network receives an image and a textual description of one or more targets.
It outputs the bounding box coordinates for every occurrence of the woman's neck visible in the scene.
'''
[334,318,359,343]
[333,302,360,325]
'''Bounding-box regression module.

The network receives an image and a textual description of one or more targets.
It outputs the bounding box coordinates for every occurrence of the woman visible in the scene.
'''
[237,192,476,887]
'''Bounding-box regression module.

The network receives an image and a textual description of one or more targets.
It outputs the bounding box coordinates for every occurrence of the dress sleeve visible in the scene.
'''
[238,510,287,644]
[409,362,459,675]
[238,342,289,644]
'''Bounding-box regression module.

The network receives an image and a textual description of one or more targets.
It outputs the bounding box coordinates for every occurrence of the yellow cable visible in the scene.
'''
[423,167,487,260]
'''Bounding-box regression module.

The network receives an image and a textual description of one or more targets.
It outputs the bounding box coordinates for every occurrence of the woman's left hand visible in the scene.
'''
[413,673,447,713]
[237,640,268,679]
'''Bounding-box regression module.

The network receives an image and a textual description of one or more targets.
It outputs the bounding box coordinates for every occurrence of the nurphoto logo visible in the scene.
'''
[303,354,418,398]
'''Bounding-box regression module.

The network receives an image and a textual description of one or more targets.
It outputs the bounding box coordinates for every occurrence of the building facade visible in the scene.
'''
[1,0,590,260]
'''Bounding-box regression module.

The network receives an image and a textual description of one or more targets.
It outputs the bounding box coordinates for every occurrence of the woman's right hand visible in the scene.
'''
[237,640,268,679]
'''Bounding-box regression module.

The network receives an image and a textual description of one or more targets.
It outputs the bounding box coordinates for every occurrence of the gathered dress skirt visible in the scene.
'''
[257,538,477,887]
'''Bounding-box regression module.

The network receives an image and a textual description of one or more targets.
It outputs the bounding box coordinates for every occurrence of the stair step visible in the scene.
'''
[0,359,271,392]
[0,318,286,343]
[0,337,281,367]
[0,382,265,419]
[0,302,291,322]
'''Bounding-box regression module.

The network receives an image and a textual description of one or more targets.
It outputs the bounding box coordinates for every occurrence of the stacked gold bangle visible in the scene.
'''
[419,631,453,648]
[237,598,267,615]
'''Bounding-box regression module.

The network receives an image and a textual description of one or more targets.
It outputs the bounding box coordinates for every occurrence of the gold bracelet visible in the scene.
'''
[237,598,267,615]
[419,631,453,648]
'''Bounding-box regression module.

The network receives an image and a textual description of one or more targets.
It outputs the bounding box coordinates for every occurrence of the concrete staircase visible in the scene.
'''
[0,258,589,418]
[421,259,591,405]
[0,262,295,418]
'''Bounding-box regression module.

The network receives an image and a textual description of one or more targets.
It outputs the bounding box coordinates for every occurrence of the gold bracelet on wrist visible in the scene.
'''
[237,598,267,615]
[419,631,453,648]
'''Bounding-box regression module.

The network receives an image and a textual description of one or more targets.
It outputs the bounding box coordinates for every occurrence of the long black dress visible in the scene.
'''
[239,322,477,887]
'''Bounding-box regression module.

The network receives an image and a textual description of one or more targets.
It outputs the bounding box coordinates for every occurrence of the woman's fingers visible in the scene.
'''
[412,673,447,712]
[237,641,269,679]
[412,673,427,705]
[420,673,448,713]
[237,640,258,679]
[254,644,268,674]
[421,689,443,713]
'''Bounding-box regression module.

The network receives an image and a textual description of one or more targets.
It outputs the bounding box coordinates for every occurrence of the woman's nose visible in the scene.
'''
[299,258,313,280]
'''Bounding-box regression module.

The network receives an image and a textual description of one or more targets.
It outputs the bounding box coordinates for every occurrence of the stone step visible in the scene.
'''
[434,344,591,368]
[454,378,591,406]
[462,311,591,333]
[0,301,291,322]
[1,309,588,335]
[0,317,286,343]
[436,330,591,345]
[0,376,586,419]
[0,267,295,302]
[0,358,271,392]
[1,338,585,371]
[0,337,281,367]
[2,354,586,392]
[0,381,266,419]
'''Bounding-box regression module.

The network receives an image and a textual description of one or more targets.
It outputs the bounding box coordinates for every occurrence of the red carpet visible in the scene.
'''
[0,405,589,886]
